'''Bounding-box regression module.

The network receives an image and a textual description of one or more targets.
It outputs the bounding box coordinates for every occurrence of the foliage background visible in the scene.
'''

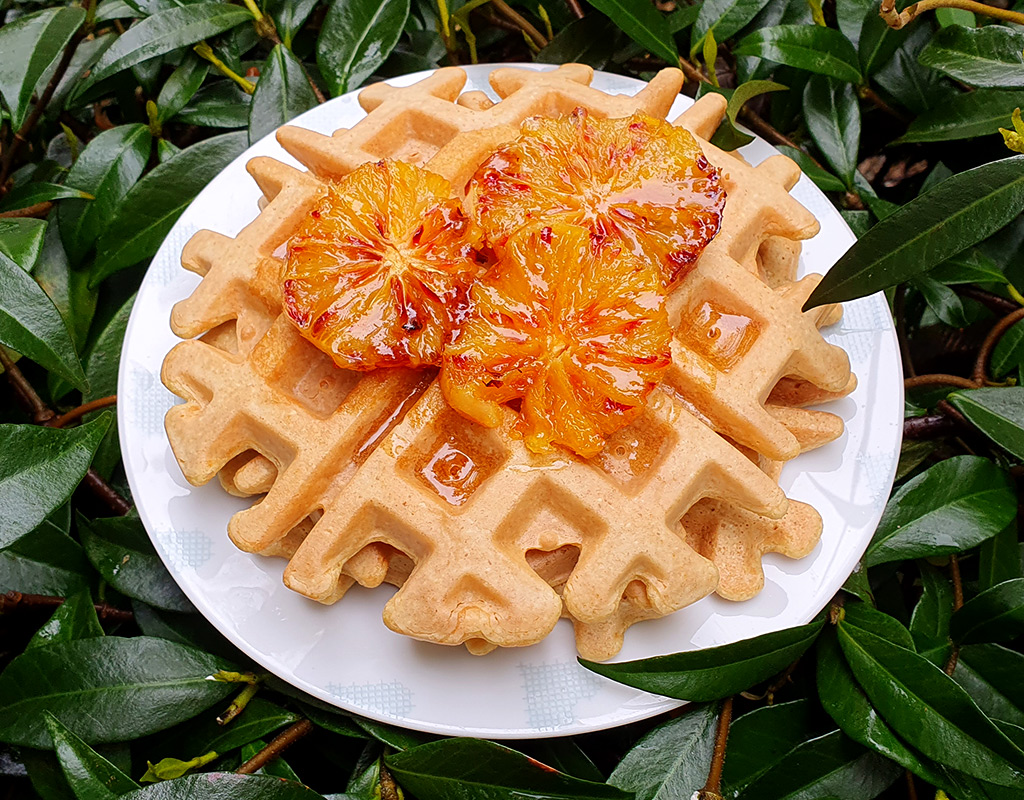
[3,0,1024,798]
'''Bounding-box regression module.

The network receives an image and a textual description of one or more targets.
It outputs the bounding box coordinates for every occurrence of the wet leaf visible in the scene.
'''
[580,619,823,701]
[155,54,208,124]
[691,0,772,55]
[733,25,862,83]
[266,0,320,48]
[919,24,1024,89]
[991,319,1024,379]
[0,183,92,212]
[0,504,89,596]
[316,0,410,96]
[173,698,300,757]
[948,388,1024,461]
[587,0,678,65]
[45,712,140,799]
[723,699,819,794]
[979,525,1022,592]
[0,636,236,748]
[803,75,860,187]
[954,644,1024,728]
[0,415,111,548]
[0,218,47,270]
[951,578,1024,645]
[909,564,954,653]
[118,773,323,799]
[898,90,1024,144]
[175,81,252,128]
[536,15,615,69]
[27,591,104,651]
[249,44,318,144]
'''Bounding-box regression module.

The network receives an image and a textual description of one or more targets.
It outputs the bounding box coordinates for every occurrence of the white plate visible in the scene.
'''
[119,64,903,739]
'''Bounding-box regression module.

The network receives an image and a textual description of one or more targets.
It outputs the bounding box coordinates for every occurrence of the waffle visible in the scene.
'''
[162,65,854,660]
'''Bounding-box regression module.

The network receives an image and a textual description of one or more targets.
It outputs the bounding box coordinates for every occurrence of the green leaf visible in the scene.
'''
[0,218,47,270]
[0,415,112,548]
[897,90,1024,144]
[532,741,603,784]
[587,0,678,65]
[317,0,410,96]
[914,275,969,328]
[948,388,1024,461]
[0,182,93,212]
[691,0,772,55]
[723,699,818,793]
[802,75,860,188]
[733,730,901,800]
[607,702,718,799]
[805,156,1024,308]
[175,81,251,128]
[954,644,1024,728]
[34,219,97,358]
[0,7,86,129]
[726,79,787,125]
[156,54,208,124]
[141,752,218,783]
[119,774,323,799]
[92,131,247,286]
[919,24,1024,90]
[864,456,1017,567]
[992,319,1024,380]
[858,8,907,78]
[385,739,630,800]
[842,601,916,650]
[732,25,862,83]
[535,15,615,69]
[950,579,1024,645]
[930,248,1006,286]
[774,144,846,192]
[59,124,152,266]
[45,712,140,800]
[176,698,300,757]
[836,620,1024,787]
[78,514,192,613]
[84,293,135,403]
[910,564,954,653]
[27,591,104,652]
[238,739,299,781]
[979,525,1022,592]
[0,636,235,748]
[249,45,318,145]
[266,0,320,48]
[78,5,253,95]
[0,505,90,596]
[580,619,823,701]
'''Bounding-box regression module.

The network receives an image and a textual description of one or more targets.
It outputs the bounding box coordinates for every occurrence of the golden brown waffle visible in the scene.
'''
[163,65,854,659]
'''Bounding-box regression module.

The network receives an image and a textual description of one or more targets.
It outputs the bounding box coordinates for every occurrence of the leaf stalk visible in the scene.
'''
[880,0,1024,29]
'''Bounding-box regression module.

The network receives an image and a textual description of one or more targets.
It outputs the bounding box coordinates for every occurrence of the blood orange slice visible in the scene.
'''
[283,159,486,370]
[468,108,725,284]
[441,222,671,458]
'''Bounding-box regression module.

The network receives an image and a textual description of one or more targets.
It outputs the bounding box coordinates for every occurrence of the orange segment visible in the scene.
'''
[441,223,671,458]
[282,159,486,370]
[468,108,725,284]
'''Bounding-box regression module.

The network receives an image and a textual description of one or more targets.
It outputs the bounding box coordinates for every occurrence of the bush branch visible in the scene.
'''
[0,591,133,623]
[880,0,1024,28]
[235,719,313,774]
[973,306,1024,385]
[697,697,733,800]
[944,555,963,676]
[51,395,117,428]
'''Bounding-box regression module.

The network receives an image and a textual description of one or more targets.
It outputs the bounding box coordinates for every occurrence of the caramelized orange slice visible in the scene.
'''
[469,109,725,284]
[441,223,671,458]
[283,159,486,370]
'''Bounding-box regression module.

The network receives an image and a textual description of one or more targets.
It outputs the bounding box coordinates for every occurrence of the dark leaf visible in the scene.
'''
[385,739,630,800]
[317,0,410,96]
[805,156,1024,308]
[175,81,252,128]
[34,219,96,355]
[874,23,951,116]
[836,619,1024,787]
[733,730,901,800]
[45,712,139,799]
[0,637,236,748]
[732,25,862,83]
[0,218,47,270]
[171,698,300,758]
[864,456,1017,567]
[722,699,818,794]
[897,90,1024,144]
[0,7,86,129]
[948,388,1024,461]
[951,579,1024,645]
[919,24,1024,89]
[774,145,846,193]
[842,601,916,650]
[802,75,860,187]
[954,644,1024,728]
[59,124,152,266]
[83,293,135,403]
[78,5,254,94]
[532,741,603,784]
[0,415,111,548]
[580,619,823,701]
[266,0,320,48]
[238,740,300,781]
[92,131,248,285]
[836,0,872,48]
[913,275,969,328]
[979,525,1022,592]
[991,320,1024,379]
[587,0,678,65]
[0,183,92,212]
[858,8,908,78]
[690,0,772,55]
[0,505,90,596]
[78,513,192,613]
[27,590,104,651]
[156,54,208,124]
[607,702,718,799]
[930,248,1006,286]
[249,45,318,144]
[909,564,954,653]
[535,15,615,69]
[117,773,323,799]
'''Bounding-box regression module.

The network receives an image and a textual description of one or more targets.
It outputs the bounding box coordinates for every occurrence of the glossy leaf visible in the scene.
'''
[930,248,1006,286]
[92,131,247,285]
[59,124,152,266]
[0,636,235,748]
[774,145,846,192]
[802,75,860,187]
[580,619,823,700]
[0,505,90,596]
[0,7,85,129]
[806,155,1024,307]
[27,591,104,651]
[176,698,300,756]
[238,740,299,781]
[117,774,323,799]
[857,8,906,78]
[691,0,772,54]
[979,525,1022,592]
[954,644,1024,728]
[732,25,862,83]
[951,579,1024,645]
[0,415,111,548]
[249,45,318,144]
[266,0,320,48]
[898,90,1024,144]
[46,713,139,800]
[34,219,96,357]
[726,79,787,125]
[992,320,1024,379]
[78,514,192,613]
[723,699,818,793]
[0,218,47,269]
[842,601,916,650]
[910,564,954,653]
[587,0,678,65]
[78,5,253,94]
[733,730,901,800]
[532,741,603,784]
[607,702,718,799]
[156,55,208,123]
[175,82,251,128]
[317,0,410,96]
[0,183,93,212]
[385,739,630,800]
[536,15,615,69]
[836,620,1024,787]
[919,24,1024,89]
[948,388,1024,461]
[864,456,1016,567]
